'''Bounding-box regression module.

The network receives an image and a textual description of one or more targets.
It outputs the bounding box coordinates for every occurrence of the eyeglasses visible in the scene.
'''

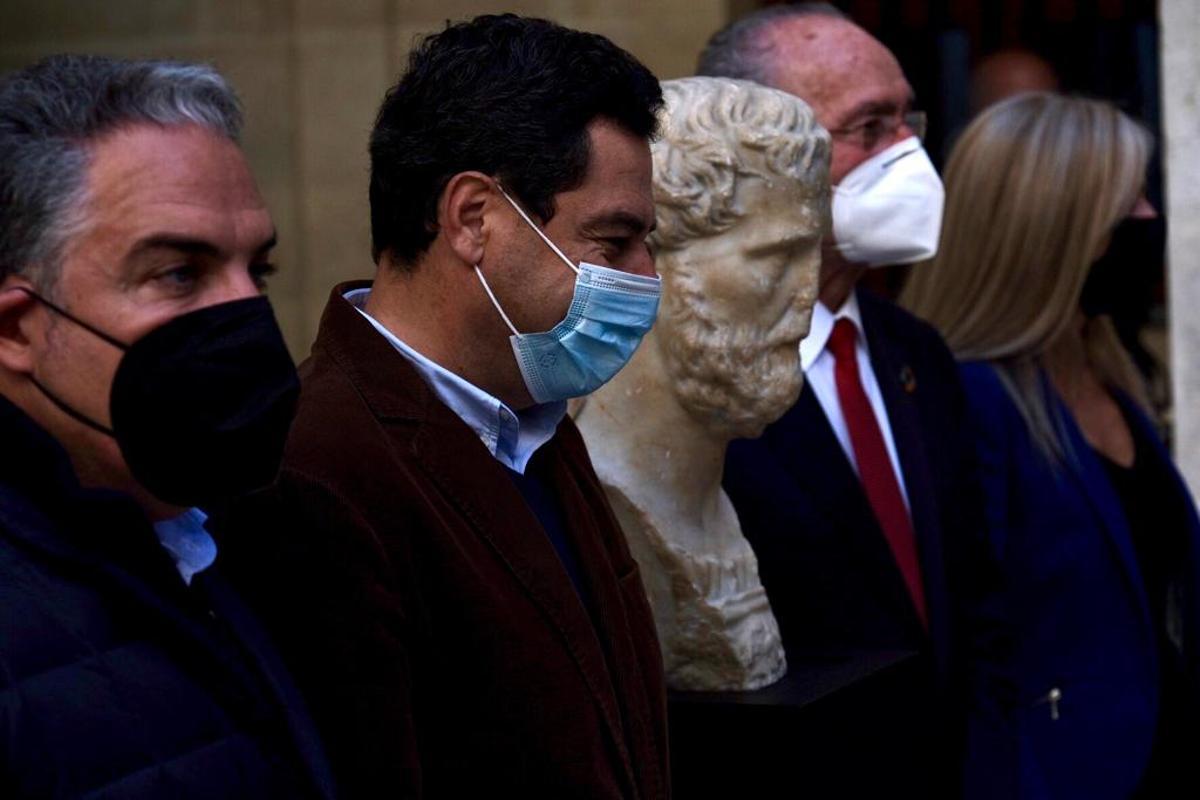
[827,110,927,152]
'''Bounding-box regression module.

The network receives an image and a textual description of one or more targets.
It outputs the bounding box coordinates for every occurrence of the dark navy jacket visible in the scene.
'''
[724,290,999,789]
[0,397,335,799]
[725,290,991,674]
[958,360,1200,799]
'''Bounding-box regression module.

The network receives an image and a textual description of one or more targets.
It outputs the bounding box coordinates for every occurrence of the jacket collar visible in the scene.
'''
[0,394,158,563]
[339,284,566,473]
[310,280,437,422]
[0,393,89,505]
[0,397,338,800]
[800,290,865,372]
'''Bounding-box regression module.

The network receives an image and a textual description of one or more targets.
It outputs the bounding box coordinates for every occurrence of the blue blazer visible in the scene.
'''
[959,361,1200,799]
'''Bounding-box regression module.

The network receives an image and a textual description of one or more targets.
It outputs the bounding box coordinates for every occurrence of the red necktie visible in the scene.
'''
[827,318,928,629]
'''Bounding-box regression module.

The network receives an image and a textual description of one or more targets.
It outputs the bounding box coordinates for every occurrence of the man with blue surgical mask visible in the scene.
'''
[699,4,998,796]
[217,14,671,799]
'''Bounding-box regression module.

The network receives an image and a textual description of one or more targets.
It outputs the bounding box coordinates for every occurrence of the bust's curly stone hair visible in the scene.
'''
[649,76,830,253]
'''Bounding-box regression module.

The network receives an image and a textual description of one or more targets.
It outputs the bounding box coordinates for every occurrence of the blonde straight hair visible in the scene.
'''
[901,92,1152,460]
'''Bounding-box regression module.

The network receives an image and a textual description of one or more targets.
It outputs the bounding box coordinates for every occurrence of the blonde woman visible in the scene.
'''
[903,92,1198,799]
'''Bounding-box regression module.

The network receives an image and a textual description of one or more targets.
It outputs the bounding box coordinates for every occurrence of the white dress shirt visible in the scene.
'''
[799,292,911,511]
[344,287,565,474]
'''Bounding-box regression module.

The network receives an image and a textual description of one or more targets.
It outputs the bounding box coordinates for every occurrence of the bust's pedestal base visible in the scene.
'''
[668,650,950,796]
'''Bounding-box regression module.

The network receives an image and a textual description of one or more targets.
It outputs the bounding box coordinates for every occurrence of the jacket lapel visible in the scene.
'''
[543,423,660,799]
[1055,399,1155,639]
[860,296,949,657]
[407,403,639,795]
[1119,396,1200,701]
[771,386,874,531]
[769,384,923,636]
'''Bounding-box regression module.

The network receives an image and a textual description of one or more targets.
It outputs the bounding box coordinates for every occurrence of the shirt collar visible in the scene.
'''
[153,507,216,585]
[799,290,864,371]
[343,287,565,474]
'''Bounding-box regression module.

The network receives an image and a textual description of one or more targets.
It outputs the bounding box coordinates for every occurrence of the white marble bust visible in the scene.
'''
[575,77,830,691]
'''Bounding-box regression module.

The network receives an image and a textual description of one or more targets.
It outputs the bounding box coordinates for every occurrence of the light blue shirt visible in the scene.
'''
[343,287,565,474]
[153,506,217,585]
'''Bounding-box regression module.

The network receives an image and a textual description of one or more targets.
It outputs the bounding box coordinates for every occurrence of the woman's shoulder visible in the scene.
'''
[955,359,1033,437]
[957,359,1009,400]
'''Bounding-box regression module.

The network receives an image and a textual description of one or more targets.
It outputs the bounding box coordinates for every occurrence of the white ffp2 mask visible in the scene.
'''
[831,136,944,267]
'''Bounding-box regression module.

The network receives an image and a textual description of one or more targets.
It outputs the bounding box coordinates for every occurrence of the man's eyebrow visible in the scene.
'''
[840,100,900,124]
[582,210,656,235]
[127,235,219,260]
[838,93,916,126]
[126,232,278,260]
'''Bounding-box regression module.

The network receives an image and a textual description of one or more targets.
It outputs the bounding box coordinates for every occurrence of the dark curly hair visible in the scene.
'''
[369,14,663,267]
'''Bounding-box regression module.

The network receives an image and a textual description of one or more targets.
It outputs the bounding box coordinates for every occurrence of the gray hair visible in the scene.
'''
[650,76,830,252]
[696,2,847,84]
[0,54,243,289]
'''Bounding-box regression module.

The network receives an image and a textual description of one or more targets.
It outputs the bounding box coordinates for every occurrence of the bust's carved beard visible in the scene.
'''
[659,300,805,440]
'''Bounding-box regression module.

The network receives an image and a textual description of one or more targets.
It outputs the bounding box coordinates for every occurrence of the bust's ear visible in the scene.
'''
[0,279,40,376]
[438,171,497,268]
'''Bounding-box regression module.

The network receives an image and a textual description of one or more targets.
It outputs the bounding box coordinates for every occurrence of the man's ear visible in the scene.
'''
[0,279,40,375]
[439,171,498,269]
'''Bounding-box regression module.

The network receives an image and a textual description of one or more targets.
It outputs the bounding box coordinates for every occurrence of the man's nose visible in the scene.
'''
[1130,195,1158,219]
[627,245,658,278]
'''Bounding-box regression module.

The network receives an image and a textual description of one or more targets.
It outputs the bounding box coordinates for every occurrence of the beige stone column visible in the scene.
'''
[1161,0,1200,489]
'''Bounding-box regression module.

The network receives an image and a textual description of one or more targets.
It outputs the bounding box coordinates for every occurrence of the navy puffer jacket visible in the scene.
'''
[0,398,334,799]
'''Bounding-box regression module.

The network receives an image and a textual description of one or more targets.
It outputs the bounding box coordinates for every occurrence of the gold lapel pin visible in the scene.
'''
[899,365,917,394]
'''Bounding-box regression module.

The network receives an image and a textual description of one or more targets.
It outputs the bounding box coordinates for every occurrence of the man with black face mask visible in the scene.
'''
[0,55,332,798]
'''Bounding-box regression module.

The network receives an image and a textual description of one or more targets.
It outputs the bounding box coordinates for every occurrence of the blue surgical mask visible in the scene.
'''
[474,186,661,405]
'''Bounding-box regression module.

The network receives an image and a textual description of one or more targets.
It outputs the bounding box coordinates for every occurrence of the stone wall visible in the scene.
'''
[0,0,729,356]
[1160,0,1200,487]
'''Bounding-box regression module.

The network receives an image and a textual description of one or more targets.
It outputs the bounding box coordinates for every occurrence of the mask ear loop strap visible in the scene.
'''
[495,183,582,276]
[28,375,116,436]
[473,266,521,336]
[3,286,121,435]
[7,286,129,351]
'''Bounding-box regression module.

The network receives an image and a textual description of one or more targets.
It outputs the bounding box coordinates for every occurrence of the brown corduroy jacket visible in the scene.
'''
[219,281,670,800]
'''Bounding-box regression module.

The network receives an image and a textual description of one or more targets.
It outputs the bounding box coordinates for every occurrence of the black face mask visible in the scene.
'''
[1079,215,1166,320]
[18,288,300,507]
